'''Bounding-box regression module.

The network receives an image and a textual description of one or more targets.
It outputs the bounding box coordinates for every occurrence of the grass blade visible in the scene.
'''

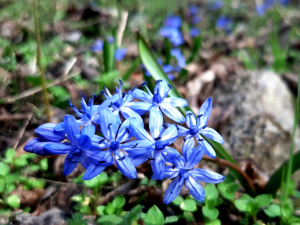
[122,58,141,81]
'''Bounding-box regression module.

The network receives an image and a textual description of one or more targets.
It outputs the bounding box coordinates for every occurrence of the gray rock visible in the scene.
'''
[212,70,299,175]
[15,207,71,225]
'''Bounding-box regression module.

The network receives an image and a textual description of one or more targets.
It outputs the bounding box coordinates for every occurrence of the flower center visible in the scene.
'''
[155,141,165,151]
[189,125,199,136]
[68,149,82,163]
[153,92,162,104]
[113,98,123,108]
[110,141,120,151]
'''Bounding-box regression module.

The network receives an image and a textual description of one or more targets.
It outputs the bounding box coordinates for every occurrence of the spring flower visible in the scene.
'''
[176,98,224,160]
[190,27,200,37]
[115,48,127,61]
[55,93,100,138]
[208,1,223,10]
[127,120,180,180]
[161,145,224,204]
[96,107,141,179]
[100,80,143,126]
[24,138,54,156]
[159,27,184,47]
[192,16,201,25]
[171,48,186,68]
[44,115,110,178]
[164,15,182,28]
[189,6,198,15]
[91,39,104,52]
[130,80,187,123]
[216,16,233,34]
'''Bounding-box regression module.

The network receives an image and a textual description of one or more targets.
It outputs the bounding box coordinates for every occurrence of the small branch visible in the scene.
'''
[96,179,137,206]
[116,10,129,47]
[0,113,32,121]
[202,155,256,191]
[12,112,34,149]
[2,57,77,104]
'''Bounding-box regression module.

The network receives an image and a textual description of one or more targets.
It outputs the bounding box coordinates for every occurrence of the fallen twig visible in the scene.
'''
[0,113,32,121]
[2,57,78,104]
[116,10,128,47]
[12,112,34,149]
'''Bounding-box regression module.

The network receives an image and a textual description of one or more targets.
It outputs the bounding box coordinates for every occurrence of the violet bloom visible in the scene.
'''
[164,15,182,28]
[159,27,185,47]
[192,16,201,25]
[190,27,200,37]
[208,1,224,10]
[91,39,104,52]
[171,48,186,68]
[161,145,224,204]
[115,48,127,61]
[130,80,188,123]
[216,16,233,34]
[189,6,198,15]
[177,98,224,160]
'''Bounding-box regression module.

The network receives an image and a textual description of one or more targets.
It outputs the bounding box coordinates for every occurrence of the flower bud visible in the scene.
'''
[35,123,65,142]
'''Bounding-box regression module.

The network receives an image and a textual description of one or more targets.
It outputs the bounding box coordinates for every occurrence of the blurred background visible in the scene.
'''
[1,0,300,224]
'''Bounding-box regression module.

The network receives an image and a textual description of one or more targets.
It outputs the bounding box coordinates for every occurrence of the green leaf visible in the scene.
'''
[96,205,106,216]
[105,202,116,215]
[164,216,178,224]
[0,177,5,193]
[144,205,164,225]
[97,215,124,225]
[255,194,272,208]
[13,158,28,167]
[84,172,107,188]
[240,193,252,200]
[103,39,115,73]
[97,172,108,186]
[234,199,248,212]
[204,184,219,200]
[68,213,88,225]
[6,184,16,193]
[180,199,197,212]
[122,204,144,222]
[187,36,202,63]
[0,162,10,176]
[172,196,184,207]
[112,195,126,209]
[205,219,221,225]
[246,199,259,215]
[72,195,83,203]
[281,203,293,220]
[5,148,16,159]
[26,75,42,87]
[293,190,300,199]
[28,165,40,172]
[7,194,20,208]
[39,158,48,171]
[217,183,235,201]
[264,204,280,218]
[183,212,194,222]
[202,206,219,219]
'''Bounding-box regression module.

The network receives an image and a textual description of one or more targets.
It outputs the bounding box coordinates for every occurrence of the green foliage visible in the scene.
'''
[264,204,280,218]
[144,205,164,225]
[6,194,20,208]
[68,213,88,225]
[180,199,197,212]
[112,195,126,209]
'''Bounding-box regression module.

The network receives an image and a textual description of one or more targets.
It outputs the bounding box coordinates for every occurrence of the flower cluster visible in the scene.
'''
[24,79,224,204]
[256,0,290,16]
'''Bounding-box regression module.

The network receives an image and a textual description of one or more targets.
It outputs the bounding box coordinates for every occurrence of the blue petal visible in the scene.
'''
[151,151,165,180]
[119,107,144,128]
[182,136,195,161]
[91,135,110,149]
[82,163,107,180]
[164,149,185,166]
[132,89,152,103]
[198,97,212,128]
[64,115,80,144]
[154,80,169,99]
[197,135,216,158]
[176,125,189,136]
[170,48,186,68]
[116,118,134,143]
[63,154,79,175]
[152,165,179,180]
[115,151,137,179]
[160,103,185,123]
[81,123,96,138]
[186,145,205,169]
[162,147,181,163]
[85,150,114,166]
[77,135,92,150]
[35,123,65,142]
[163,97,188,107]
[54,122,65,132]
[129,153,151,167]
[185,176,205,202]
[201,127,224,144]
[101,94,119,107]
[121,140,153,152]
[164,15,182,28]
[24,137,43,153]
[99,106,120,141]
[185,111,197,128]
[44,143,74,155]
[191,168,224,183]
[129,121,154,142]
[33,142,53,156]
[115,48,127,61]
[190,27,200,37]
[161,124,178,141]
[163,177,184,205]
[149,106,163,139]
[127,102,152,115]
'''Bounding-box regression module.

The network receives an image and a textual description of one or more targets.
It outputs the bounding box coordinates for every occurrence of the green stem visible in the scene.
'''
[33,0,51,122]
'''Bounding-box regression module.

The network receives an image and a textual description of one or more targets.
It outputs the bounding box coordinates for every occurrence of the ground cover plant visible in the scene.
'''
[1,0,300,224]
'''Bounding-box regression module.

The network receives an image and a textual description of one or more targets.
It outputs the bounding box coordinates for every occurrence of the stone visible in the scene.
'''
[212,70,300,175]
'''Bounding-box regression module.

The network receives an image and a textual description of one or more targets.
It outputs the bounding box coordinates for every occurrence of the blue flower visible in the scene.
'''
[189,6,198,15]
[127,120,179,180]
[131,80,188,123]
[190,27,200,37]
[107,36,114,43]
[216,16,233,34]
[91,39,104,52]
[143,60,175,79]
[176,98,224,160]
[164,15,182,28]
[35,123,65,142]
[96,107,141,179]
[171,49,186,68]
[192,16,201,25]
[161,145,224,204]
[44,115,110,178]
[115,48,127,61]
[100,80,143,126]
[208,1,223,10]
[55,93,100,138]
[24,137,53,156]
[159,27,185,47]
